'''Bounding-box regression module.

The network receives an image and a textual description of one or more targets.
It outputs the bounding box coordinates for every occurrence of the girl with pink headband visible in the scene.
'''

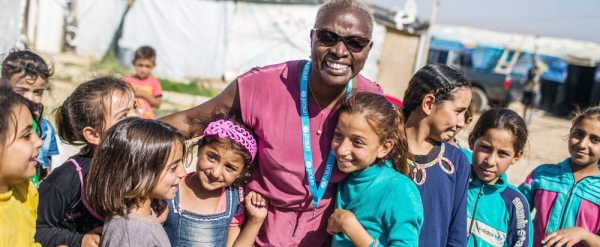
[163,112,268,246]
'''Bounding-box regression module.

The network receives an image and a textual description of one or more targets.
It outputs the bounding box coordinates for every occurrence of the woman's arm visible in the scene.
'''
[159,79,240,138]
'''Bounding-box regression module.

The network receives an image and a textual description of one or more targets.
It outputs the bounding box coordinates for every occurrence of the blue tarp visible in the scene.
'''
[430,38,568,83]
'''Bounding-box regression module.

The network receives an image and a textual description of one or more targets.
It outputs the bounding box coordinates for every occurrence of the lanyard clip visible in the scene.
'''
[312,207,317,218]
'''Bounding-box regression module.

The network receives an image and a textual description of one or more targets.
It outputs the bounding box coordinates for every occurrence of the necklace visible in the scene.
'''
[407,143,455,185]
[308,83,348,135]
[308,83,325,135]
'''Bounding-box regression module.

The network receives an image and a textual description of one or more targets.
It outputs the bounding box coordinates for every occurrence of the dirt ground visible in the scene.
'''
[44,53,571,186]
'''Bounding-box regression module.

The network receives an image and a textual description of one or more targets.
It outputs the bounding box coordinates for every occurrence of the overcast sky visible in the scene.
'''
[367,0,600,44]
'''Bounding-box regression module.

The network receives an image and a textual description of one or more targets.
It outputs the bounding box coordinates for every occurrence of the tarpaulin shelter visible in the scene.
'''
[430,25,600,115]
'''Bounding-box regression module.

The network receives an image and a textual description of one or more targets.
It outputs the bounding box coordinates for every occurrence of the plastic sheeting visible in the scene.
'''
[0,0,24,56]
[119,0,235,80]
[76,0,128,58]
[431,25,600,64]
[224,2,385,82]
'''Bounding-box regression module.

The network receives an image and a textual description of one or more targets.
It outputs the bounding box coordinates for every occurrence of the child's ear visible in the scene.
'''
[377,139,394,159]
[468,133,475,150]
[511,150,524,165]
[82,127,101,146]
[421,93,435,116]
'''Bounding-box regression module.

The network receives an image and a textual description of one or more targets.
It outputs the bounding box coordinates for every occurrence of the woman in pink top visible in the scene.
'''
[160,0,383,245]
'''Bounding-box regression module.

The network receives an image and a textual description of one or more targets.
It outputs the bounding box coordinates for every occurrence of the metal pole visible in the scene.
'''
[419,0,439,68]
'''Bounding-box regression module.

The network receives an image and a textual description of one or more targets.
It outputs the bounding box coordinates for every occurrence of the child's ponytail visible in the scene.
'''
[389,103,414,176]
[55,97,75,143]
[53,77,133,155]
[339,92,413,176]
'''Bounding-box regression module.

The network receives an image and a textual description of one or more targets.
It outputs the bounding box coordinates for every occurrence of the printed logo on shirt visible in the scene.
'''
[468,218,506,247]
[512,197,528,247]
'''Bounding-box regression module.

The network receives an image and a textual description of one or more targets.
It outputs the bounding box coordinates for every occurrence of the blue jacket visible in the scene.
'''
[414,142,470,247]
[468,171,532,247]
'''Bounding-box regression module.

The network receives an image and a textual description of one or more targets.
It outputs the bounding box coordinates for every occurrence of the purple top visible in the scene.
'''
[238,60,383,210]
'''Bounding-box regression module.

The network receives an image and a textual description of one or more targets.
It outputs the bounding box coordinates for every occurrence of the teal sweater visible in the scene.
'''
[333,162,424,247]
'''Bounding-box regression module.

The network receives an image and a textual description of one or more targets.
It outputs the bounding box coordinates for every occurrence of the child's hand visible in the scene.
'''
[244,191,269,221]
[542,227,590,247]
[134,87,149,98]
[81,226,102,247]
[327,208,359,235]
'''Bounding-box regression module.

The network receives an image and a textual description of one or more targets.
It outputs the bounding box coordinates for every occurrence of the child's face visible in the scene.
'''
[470,128,522,184]
[453,117,473,142]
[151,141,187,200]
[10,74,47,104]
[0,105,43,186]
[568,118,600,168]
[103,90,141,132]
[195,143,245,191]
[133,59,155,80]
[428,88,472,142]
[332,112,392,173]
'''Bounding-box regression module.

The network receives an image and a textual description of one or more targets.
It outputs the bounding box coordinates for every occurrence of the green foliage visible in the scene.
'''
[92,52,215,97]
[158,78,216,97]
[91,51,128,76]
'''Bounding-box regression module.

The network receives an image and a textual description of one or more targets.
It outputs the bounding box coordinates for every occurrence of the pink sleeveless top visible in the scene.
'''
[238,60,383,210]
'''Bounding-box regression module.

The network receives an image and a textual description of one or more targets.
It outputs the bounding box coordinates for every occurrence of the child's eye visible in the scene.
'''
[207,154,217,162]
[333,132,342,140]
[34,90,44,96]
[225,164,238,172]
[352,139,364,146]
[591,137,600,144]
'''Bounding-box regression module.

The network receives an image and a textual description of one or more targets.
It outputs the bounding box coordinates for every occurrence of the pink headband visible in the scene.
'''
[203,119,257,161]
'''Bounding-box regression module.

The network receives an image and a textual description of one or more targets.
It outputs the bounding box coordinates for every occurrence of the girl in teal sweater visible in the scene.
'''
[327,92,424,246]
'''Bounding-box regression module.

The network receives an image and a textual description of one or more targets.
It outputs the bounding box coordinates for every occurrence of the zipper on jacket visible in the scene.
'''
[468,184,485,236]
[557,182,577,229]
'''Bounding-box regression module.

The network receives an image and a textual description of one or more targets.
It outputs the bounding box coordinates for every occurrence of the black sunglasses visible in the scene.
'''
[312,28,372,53]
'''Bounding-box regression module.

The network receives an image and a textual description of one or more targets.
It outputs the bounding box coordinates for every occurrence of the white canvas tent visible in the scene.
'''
[119,0,235,80]
[119,0,386,81]
[0,0,25,56]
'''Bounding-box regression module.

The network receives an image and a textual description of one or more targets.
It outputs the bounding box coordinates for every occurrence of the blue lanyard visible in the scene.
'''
[299,61,352,209]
